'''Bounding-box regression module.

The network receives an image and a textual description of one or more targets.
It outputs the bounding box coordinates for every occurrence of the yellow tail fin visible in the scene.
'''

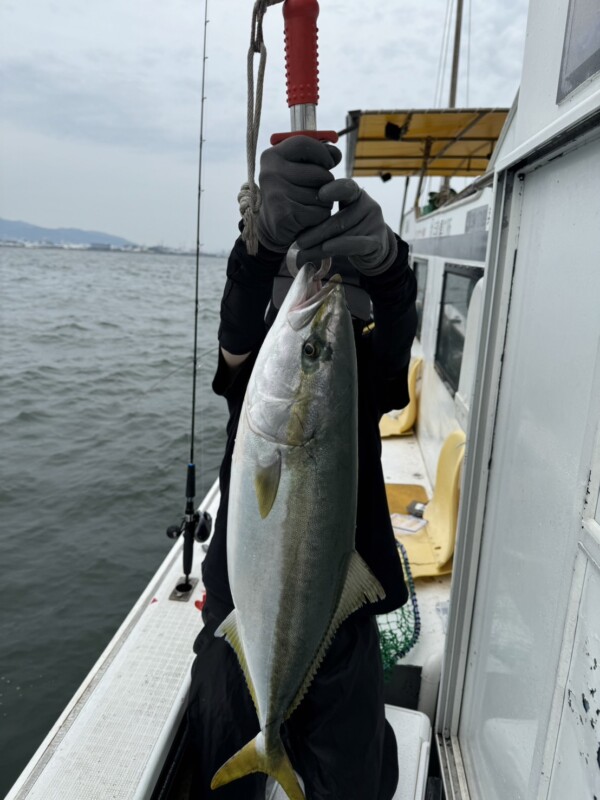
[211,732,304,800]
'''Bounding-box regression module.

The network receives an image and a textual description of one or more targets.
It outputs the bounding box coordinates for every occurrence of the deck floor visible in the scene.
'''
[379,433,451,674]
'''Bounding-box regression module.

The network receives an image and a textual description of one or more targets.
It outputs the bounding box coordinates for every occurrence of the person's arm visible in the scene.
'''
[361,237,418,412]
[217,232,283,373]
[221,349,251,369]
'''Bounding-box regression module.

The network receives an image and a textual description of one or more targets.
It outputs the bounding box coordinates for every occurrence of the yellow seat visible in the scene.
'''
[386,483,429,515]
[394,429,466,578]
[380,357,423,438]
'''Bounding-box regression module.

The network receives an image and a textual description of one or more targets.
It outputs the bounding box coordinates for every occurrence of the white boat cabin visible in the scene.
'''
[346,0,600,796]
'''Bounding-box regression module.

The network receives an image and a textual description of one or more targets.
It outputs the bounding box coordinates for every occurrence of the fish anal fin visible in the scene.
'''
[334,550,386,619]
[215,609,259,713]
[286,551,385,718]
[254,452,281,519]
[211,732,305,800]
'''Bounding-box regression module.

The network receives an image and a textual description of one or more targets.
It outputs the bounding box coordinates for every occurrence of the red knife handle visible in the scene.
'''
[284,0,320,107]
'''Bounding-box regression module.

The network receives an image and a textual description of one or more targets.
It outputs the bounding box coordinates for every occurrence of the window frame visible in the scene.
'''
[435,263,484,396]
[411,257,429,341]
[557,0,600,103]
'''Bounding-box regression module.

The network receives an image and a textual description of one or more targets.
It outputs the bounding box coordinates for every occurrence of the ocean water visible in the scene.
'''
[0,247,229,795]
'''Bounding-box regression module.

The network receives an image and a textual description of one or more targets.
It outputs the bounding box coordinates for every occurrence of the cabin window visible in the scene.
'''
[435,264,484,395]
[412,258,428,340]
[557,0,600,102]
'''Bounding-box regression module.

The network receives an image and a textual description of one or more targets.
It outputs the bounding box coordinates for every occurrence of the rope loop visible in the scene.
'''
[238,182,262,254]
[239,0,284,255]
[251,0,281,52]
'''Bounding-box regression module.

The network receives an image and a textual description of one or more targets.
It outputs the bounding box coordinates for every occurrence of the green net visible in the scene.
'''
[377,541,421,680]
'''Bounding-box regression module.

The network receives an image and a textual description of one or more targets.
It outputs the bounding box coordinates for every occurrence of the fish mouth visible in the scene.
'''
[287,273,343,332]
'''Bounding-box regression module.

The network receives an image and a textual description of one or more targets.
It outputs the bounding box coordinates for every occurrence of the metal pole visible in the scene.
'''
[442,0,464,194]
[399,176,410,237]
[448,0,464,109]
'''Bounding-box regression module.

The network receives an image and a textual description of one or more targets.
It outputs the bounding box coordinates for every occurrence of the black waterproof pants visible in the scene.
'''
[186,608,399,800]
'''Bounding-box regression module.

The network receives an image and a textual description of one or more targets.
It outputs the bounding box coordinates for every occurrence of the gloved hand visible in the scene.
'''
[295,179,398,276]
[257,136,342,253]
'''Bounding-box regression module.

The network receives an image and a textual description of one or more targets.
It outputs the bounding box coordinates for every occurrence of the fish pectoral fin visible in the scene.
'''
[254,451,282,519]
[214,610,259,713]
[211,732,305,800]
[287,551,386,718]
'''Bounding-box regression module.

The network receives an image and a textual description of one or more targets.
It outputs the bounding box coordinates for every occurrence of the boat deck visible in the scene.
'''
[380,434,452,719]
[7,433,444,800]
[6,482,219,800]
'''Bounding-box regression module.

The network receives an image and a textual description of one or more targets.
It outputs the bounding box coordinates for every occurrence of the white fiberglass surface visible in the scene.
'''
[458,135,600,799]
[547,551,600,799]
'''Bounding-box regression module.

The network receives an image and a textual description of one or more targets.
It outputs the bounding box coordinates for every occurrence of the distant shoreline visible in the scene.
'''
[0,241,226,258]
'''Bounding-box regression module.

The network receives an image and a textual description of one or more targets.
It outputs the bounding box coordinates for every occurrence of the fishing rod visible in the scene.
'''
[166,0,212,594]
[167,0,334,592]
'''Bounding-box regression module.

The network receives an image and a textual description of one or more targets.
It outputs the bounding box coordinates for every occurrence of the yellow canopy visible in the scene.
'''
[345,108,509,179]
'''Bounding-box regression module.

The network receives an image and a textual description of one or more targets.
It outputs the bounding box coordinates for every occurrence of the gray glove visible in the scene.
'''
[295,179,398,276]
[257,136,342,253]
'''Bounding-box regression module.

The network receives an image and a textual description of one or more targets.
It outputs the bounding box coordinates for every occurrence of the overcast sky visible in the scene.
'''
[0,0,528,250]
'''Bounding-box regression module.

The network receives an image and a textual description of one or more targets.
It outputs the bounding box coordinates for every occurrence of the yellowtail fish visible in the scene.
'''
[211,265,385,799]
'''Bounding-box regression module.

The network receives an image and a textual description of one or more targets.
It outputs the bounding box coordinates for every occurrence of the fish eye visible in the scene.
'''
[303,340,319,359]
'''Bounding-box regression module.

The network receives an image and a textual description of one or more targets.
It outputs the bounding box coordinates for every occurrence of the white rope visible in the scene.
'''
[239,0,284,255]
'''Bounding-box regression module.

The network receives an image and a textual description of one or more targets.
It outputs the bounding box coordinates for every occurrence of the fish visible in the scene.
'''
[211,264,385,799]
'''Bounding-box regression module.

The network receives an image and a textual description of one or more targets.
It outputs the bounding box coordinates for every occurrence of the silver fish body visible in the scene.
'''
[212,266,385,799]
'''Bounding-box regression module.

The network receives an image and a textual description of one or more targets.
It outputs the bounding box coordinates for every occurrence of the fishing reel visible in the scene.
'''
[166,510,212,544]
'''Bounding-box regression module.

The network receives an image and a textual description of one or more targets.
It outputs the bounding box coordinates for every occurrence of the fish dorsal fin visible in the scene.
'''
[215,609,259,713]
[254,451,281,519]
[286,551,385,718]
